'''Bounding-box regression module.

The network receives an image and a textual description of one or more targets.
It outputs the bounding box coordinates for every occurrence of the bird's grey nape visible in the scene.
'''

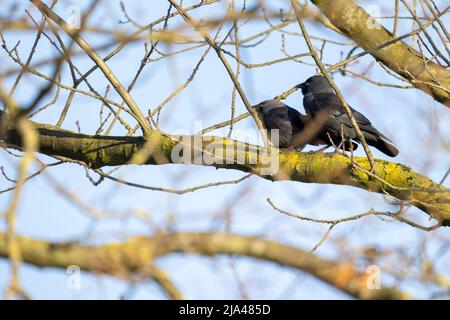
[259,99,286,114]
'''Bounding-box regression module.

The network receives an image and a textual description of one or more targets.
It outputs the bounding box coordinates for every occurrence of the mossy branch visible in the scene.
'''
[1,109,449,225]
[0,232,408,300]
[311,0,450,108]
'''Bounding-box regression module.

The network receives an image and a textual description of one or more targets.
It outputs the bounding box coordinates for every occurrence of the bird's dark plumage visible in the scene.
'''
[297,75,399,157]
[253,99,355,151]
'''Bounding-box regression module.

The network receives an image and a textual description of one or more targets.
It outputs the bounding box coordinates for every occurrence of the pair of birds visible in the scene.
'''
[253,75,399,157]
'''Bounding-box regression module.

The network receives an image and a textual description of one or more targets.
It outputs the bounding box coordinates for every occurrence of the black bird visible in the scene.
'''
[297,75,399,157]
[253,99,357,151]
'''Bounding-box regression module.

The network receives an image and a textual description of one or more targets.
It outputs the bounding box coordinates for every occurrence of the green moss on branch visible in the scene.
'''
[1,110,449,225]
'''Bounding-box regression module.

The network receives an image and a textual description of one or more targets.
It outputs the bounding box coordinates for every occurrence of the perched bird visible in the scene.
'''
[297,75,399,157]
[253,99,356,151]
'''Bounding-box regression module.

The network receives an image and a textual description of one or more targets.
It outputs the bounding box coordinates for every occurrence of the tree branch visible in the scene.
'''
[29,0,152,136]
[1,109,449,226]
[0,232,409,300]
[311,0,450,108]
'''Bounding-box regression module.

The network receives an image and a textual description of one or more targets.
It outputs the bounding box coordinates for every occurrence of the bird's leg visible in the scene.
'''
[307,144,335,155]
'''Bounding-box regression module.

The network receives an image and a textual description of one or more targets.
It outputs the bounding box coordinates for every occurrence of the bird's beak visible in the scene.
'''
[295,82,306,90]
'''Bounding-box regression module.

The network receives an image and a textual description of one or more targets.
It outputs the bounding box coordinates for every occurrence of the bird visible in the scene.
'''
[296,75,399,157]
[253,99,357,151]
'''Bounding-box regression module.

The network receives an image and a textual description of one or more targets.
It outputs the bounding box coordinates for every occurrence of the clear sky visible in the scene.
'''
[1,0,449,299]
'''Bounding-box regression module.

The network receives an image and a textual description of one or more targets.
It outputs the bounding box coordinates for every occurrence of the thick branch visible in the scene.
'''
[311,0,450,107]
[0,232,408,300]
[1,110,449,225]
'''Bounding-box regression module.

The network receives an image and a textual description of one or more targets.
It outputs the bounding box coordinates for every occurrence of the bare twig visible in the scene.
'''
[30,0,152,136]
[168,0,268,146]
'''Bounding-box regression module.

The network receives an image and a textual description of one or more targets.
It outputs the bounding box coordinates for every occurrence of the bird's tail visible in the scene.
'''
[372,134,399,157]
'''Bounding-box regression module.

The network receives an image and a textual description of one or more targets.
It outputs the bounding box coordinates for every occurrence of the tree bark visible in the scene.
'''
[311,0,450,108]
[0,231,408,300]
[1,110,449,225]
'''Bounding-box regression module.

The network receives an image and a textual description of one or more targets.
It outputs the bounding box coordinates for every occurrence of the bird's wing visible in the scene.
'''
[286,106,304,130]
[306,93,373,127]
[262,107,291,130]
